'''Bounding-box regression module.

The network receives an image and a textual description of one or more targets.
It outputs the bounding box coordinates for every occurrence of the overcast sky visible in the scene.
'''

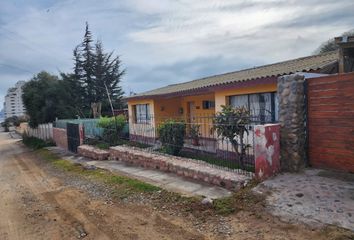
[1,0,353,106]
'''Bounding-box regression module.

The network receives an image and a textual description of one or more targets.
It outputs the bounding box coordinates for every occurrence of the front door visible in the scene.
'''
[187,102,196,124]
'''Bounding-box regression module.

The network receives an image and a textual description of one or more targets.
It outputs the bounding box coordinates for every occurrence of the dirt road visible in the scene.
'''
[0,132,352,240]
[0,133,206,240]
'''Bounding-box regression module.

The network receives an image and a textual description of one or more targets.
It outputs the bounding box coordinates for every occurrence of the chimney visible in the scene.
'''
[335,35,354,73]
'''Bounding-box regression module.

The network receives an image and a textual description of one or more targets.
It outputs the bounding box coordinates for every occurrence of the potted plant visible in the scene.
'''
[190,124,201,146]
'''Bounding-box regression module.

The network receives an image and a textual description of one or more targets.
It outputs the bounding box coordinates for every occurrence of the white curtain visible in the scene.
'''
[249,93,272,116]
[136,104,150,123]
[229,95,249,109]
[230,93,275,123]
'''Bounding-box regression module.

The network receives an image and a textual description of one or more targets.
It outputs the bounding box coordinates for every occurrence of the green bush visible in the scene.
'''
[1,120,10,132]
[22,133,54,149]
[158,120,186,155]
[97,115,127,145]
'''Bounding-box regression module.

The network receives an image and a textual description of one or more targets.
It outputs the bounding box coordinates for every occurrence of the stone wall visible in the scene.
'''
[78,145,110,160]
[109,146,251,191]
[254,124,281,180]
[277,74,306,172]
[53,127,68,150]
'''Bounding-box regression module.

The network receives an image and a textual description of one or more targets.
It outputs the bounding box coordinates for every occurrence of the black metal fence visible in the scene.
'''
[80,113,277,174]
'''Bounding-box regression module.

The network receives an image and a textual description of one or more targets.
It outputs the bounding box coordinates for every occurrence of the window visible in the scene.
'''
[202,100,215,109]
[229,92,278,123]
[133,104,151,124]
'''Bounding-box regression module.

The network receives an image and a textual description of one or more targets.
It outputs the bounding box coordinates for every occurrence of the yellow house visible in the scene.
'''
[126,51,339,149]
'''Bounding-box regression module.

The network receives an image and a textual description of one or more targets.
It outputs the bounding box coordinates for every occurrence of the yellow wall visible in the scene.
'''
[180,93,215,138]
[127,83,277,140]
[180,93,215,118]
[153,97,182,124]
[215,83,277,112]
[127,99,156,138]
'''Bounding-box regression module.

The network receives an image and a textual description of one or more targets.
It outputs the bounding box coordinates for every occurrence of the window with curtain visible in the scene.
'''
[229,92,278,123]
[134,104,151,124]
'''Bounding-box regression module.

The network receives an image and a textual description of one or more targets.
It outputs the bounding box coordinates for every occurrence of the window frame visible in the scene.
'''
[228,92,278,123]
[202,100,215,109]
[133,103,151,124]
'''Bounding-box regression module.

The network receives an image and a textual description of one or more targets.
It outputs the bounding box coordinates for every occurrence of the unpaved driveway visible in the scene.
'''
[0,132,352,240]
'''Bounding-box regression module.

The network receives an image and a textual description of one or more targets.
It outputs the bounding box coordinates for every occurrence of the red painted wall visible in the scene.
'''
[254,124,281,180]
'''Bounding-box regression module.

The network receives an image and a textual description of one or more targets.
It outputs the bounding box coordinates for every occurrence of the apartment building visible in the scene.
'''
[3,81,26,119]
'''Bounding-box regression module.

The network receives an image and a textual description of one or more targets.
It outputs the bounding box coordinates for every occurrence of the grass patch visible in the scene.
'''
[213,197,235,215]
[22,136,54,150]
[85,137,151,149]
[37,149,160,193]
[95,142,110,150]
[213,180,265,215]
[125,141,151,149]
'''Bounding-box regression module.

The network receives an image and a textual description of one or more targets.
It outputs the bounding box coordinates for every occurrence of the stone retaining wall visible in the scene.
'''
[109,146,251,191]
[53,127,68,150]
[78,145,110,160]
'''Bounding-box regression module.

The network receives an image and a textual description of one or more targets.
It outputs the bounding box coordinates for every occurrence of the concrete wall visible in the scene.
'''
[254,124,281,180]
[53,127,68,150]
[24,123,53,141]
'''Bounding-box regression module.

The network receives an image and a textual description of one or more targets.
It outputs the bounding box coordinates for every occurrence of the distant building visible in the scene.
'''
[3,81,26,119]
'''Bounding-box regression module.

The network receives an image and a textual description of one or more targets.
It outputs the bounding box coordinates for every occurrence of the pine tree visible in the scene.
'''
[81,22,95,105]
[93,41,125,114]
[69,22,125,117]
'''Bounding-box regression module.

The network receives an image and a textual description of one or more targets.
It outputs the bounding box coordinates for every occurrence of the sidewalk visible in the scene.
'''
[47,147,232,199]
[254,169,354,231]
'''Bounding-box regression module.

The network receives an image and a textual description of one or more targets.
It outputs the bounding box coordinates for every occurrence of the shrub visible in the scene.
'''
[22,132,54,149]
[189,124,201,139]
[213,105,251,168]
[1,120,10,132]
[97,115,127,145]
[158,120,186,155]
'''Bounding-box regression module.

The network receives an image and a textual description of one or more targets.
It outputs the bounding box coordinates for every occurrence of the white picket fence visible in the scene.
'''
[25,123,53,141]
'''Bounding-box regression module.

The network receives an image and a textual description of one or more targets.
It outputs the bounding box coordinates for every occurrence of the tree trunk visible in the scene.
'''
[91,102,102,118]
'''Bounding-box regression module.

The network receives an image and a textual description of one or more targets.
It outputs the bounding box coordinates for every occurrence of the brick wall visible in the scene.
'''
[109,146,250,190]
[307,73,354,173]
[254,124,281,180]
[53,127,68,150]
[78,145,109,160]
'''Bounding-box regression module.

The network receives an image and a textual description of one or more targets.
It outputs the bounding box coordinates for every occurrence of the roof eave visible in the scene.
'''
[126,76,278,101]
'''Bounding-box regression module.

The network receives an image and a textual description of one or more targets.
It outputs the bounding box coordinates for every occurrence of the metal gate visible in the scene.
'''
[67,123,80,153]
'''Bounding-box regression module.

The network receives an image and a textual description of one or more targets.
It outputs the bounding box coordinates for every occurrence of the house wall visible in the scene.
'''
[154,97,182,124]
[214,83,277,112]
[181,93,215,138]
[127,82,277,143]
[128,99,156,142]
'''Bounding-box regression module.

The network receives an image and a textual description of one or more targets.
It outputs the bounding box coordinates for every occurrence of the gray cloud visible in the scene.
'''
[0,0,352,105]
